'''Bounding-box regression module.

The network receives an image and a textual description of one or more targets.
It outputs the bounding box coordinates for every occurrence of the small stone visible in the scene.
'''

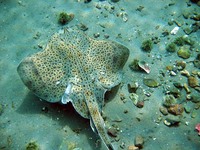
[180,70,190,77]
[183,83,191,94]
[183,27,193,35]
[128,145,139,150]
[136,101,144,108]
[167,104,184,115]
[120,142,126,149]
[134,135,144,148]
[104,34,110,39]
[191,110,198,118]
[188,76,199,88]
[173,82,183,89]
[129,93,139,106]
[138,61,150,74]
[159,106,168,115]
[176,60,186,70]
[128,82,139,93]
[190,92,200,103]
[107,127,118,137]
[182,11,190,19]
[143,78,159,88]
[184,102,194,113]
[163,94,177,107]
[93,33,100,38]
[164,115,181,126]
[177,46,191,59]
[170,71,177,76]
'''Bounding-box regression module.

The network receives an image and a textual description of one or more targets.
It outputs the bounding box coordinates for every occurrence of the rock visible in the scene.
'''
[134,135,144,148]
[184,102,194,113]
[191,110,198,118]
[183,83,191,94]
[190,92,200,103]
[138,61,150,74]
[183,27,193,35]
[167,104,184,115]
[107,127,118,137]
[128,145,139,150]
[143,78,159,88]
[129,93,139,105]
[136,101,144,108]
[188,76,199,87]
[168,86,181,98]
[173,82,183,89]
[177,46,191,59]
[176,60,186,70]
[159,106,168,115]
[164,115,181,126]
[180,69,190,77]
[128,82,139,93]
[182,11,190,19]
[163,94,177,107]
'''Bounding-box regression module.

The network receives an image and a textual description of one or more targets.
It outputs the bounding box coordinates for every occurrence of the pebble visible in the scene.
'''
[163,94,177,107]
[136,101,144,108]
[159,106,168,115]
[188,76,199,88]
[184,102,194,113]
[171,26,179,35]
[164,115,181,126]
[107,127,118,137]
[180,70,190,77]
[128,145,139,150]
[183,83,191,94]
[129,93,139,106]
[128,82,139,93]
[191,110,198,118]
[134,135,144,148]
[167,104,184,115]
[170,71,177,76]
[143,78,159,88]
[177,46,191,59]
[93,33,100,38]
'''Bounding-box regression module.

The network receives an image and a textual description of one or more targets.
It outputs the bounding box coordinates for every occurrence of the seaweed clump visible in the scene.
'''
[26,141,40,150]
[58,12,74,25]
[166,43,177,52]
[141,39,153,52]
[174,36,194,47]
